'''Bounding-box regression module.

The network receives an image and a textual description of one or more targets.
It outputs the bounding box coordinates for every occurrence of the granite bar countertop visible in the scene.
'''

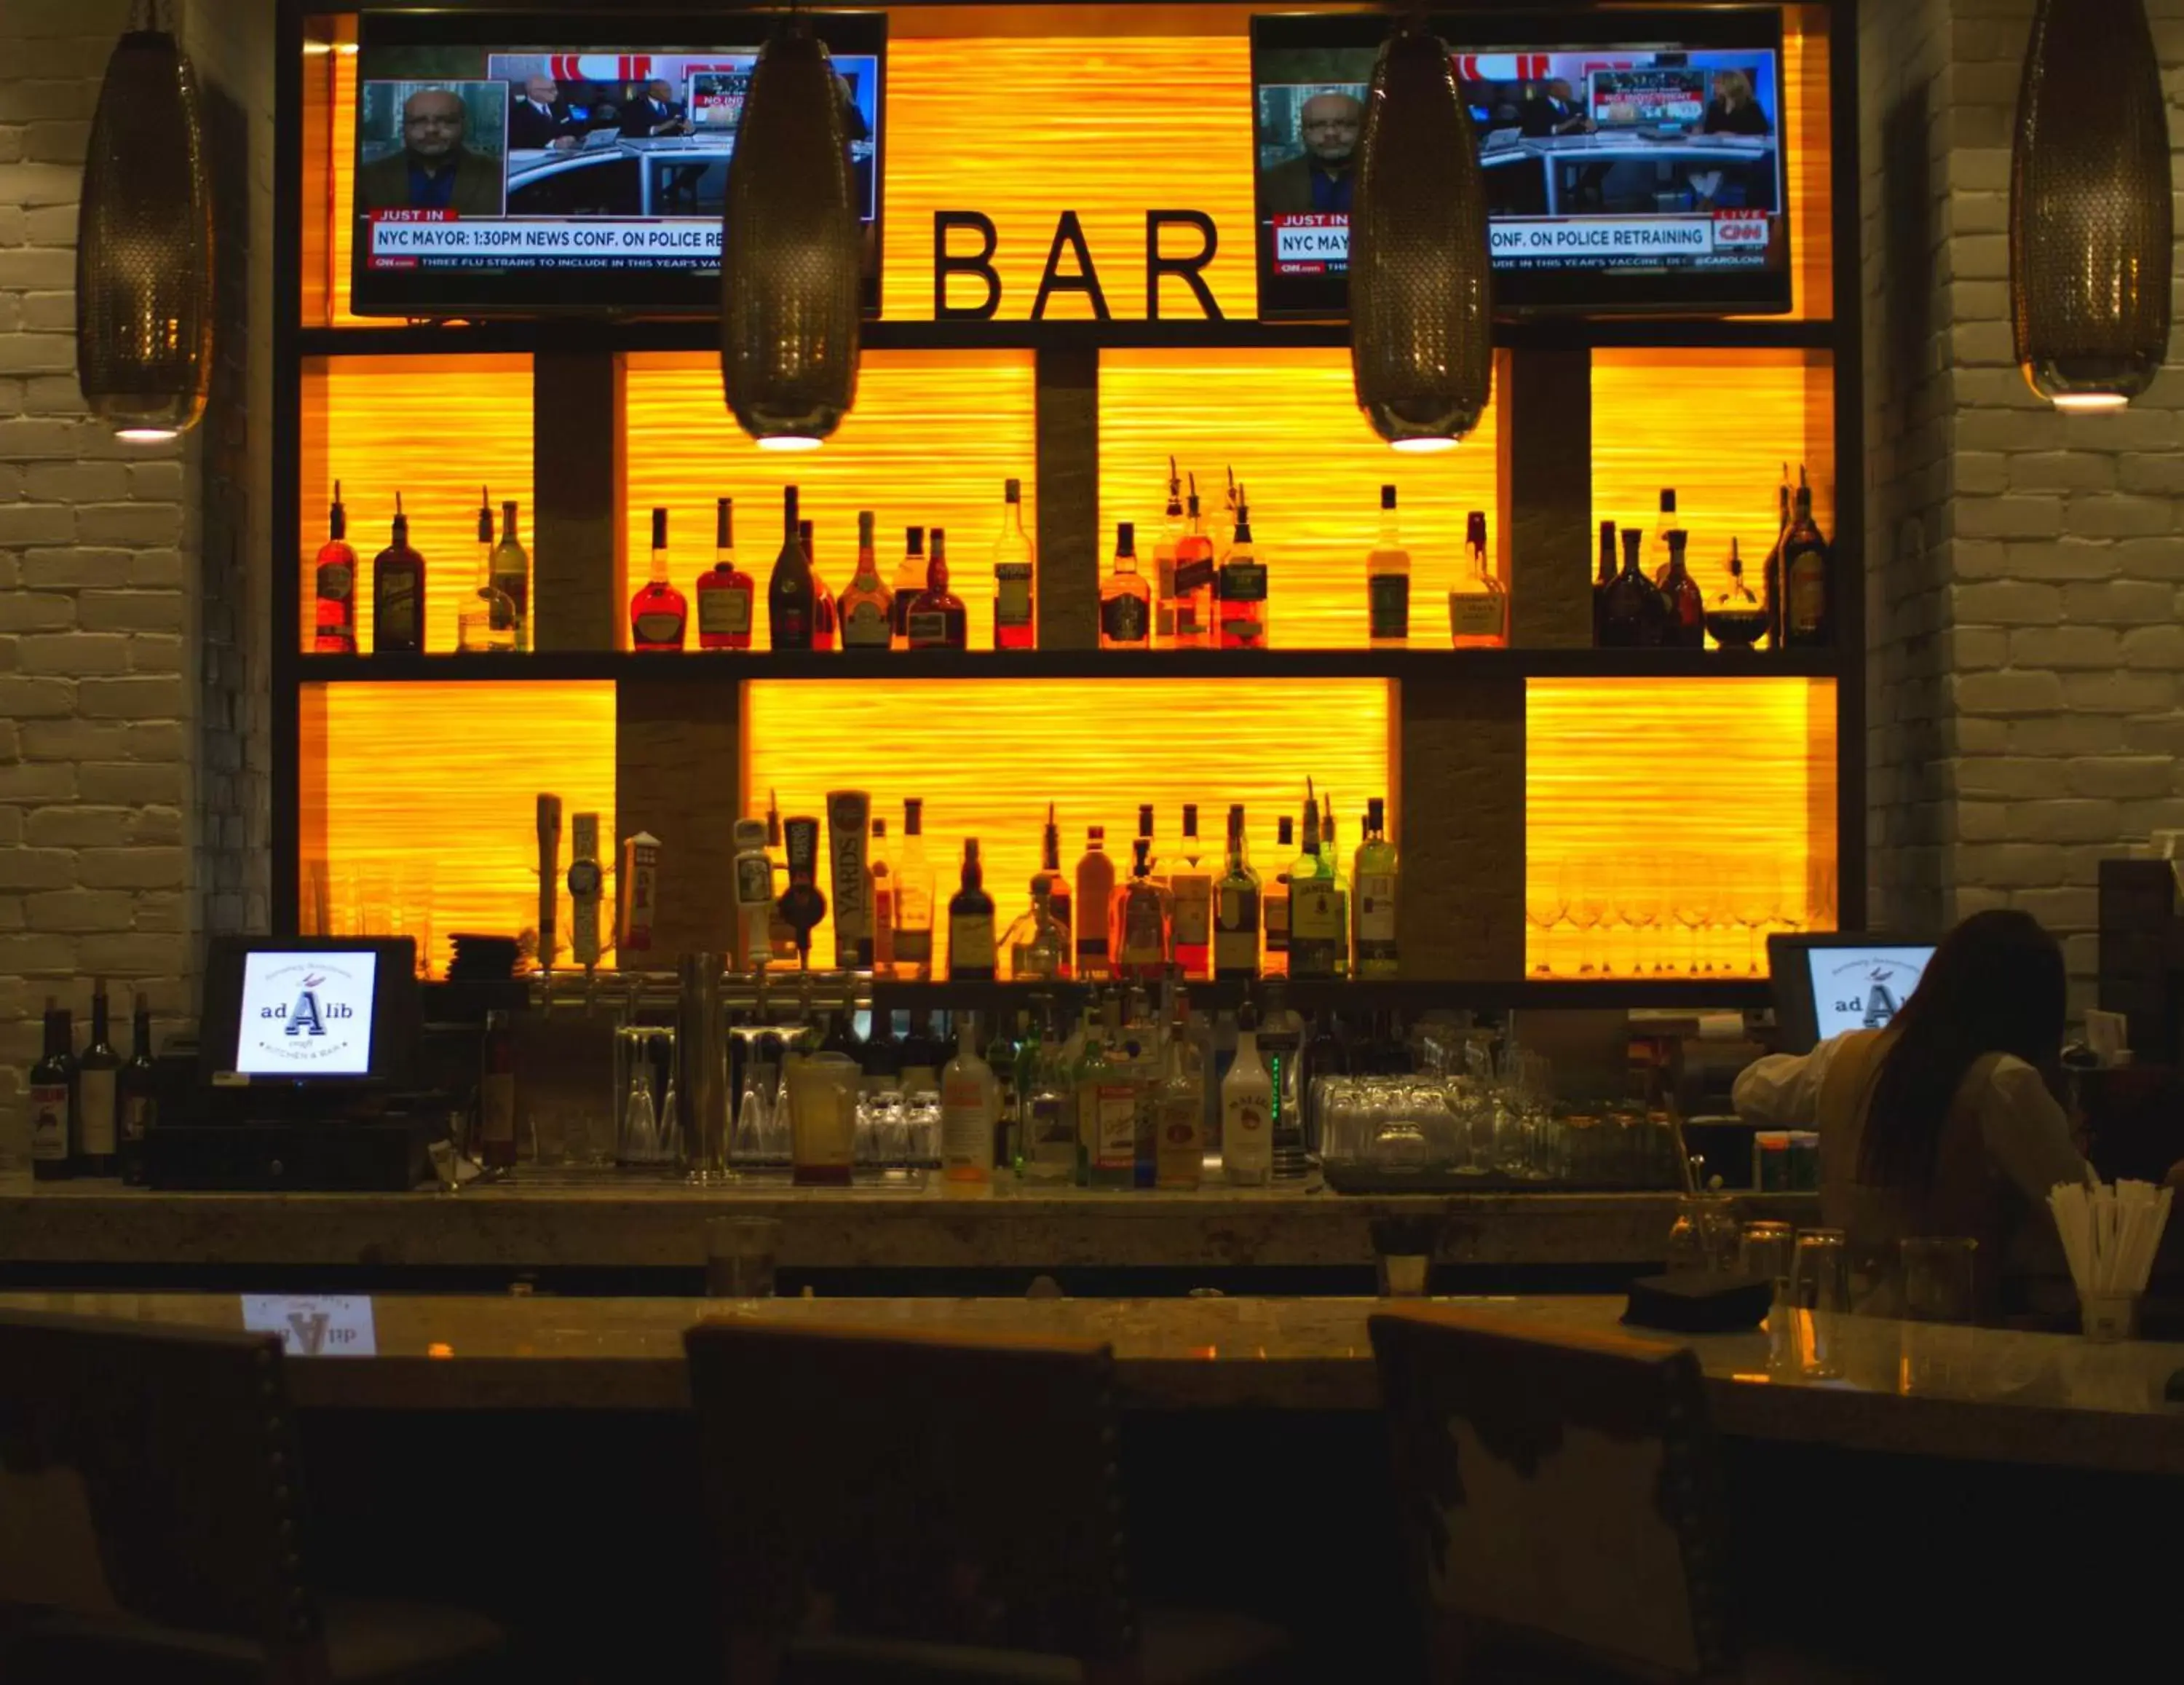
[0,1173,1816,1273]
[3,1290,2177,1476]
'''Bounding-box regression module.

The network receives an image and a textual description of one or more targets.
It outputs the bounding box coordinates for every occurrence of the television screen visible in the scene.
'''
[1251,9,1789,317]
[349,10,885,317]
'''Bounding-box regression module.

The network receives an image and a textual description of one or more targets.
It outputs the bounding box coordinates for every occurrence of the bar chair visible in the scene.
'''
[0,1309,506,1684]
[682,1320,1294,1684]
[1368,1309,1858,1685]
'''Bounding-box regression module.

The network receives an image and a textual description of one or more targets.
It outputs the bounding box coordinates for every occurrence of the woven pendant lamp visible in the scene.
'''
[2010,0,2172,410]
[75,2,214,443]
[1349,17,1492,452]
[720,16,862,450]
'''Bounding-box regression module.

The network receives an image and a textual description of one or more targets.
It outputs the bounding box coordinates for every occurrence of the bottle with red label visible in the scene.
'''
[695,496,753,650]
[313,481,357,653]
[630,507,688,651]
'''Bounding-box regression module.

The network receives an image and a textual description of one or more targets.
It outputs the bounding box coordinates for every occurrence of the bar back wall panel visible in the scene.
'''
[745,676,1391,976]
[622,350,1037,654]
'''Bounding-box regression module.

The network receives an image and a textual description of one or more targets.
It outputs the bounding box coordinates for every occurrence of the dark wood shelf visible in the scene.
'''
[295,315,1836,362]
[288,647,1843,686]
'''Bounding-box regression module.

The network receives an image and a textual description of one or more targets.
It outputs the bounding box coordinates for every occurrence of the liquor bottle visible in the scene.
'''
[906,529,967,650]
[1781,468,1833,648]
[1648,488,1680,585]
[893,797,935,979]
[1213,803,1261,982]
[947,837,998,981]
[630,507,689,651]
[371,492,424,655]
[764,792,797,965]
[776,814,828,967]
[493,498,530,650]
[1660,528,1705,649]
[1099,521,1152,649]
[866,816,895,973]
[1080,998,1136,1190]
[940,1010,999,1183]
[986,1011,1022,1172]
[1075,826,1115,981]
[820,981,863,1057]
[1324,797,1351,979]
[1123,986,1163,1188]
[1136,802,1161,886]
[891,526,926,648]
[837,510,894,650]
[1031,802,1073,968]
[1599,527,1669,649]
[1113,836,1172,982]
[697,497,755,651]
[1760,462,1791,649]
[76,977,119,1177]
[1353,797,1400,978]
[900,1009,943,1098]
[1591,518,1618,645]
[1366,483,1410,647]
[1171,803,1214,979]
[119,991,155,1186]
[1449,510,1508,650]
[312,480,358,654]
[1171,481,1216,647]
[1222,1002,1273,1187]
[1154,457,1184,646]
[768,485,818,651]
[462,489,513,652]
[1214,485,1268,650]
[1258,979,1307,1181]
[801,520,839,651]
[1288,794,1340,981]
[992,477,1036,650]
[1263,814,1294,977]
[1154,993,1203,1190]
[28,998,73,1180]
[859,1006,901,1100]
[1299,1006,1348,1153]
[1016,880,1069,981]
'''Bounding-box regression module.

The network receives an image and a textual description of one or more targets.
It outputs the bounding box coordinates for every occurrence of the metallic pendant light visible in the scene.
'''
[1350,17,1492,453]
[720,15,862,451]
[75,1,214,443]
[2010,0,2172,411]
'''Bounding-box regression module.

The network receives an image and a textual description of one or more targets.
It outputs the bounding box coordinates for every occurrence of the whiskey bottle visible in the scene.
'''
[1214,485,1269,650]
[118,991,155,1186]
[696,497,755,650]
[1781,469,1833,649]
[1660,528,1705,650]
[312,480,357,654]
[1599,527,1668,649]
[1262,814,1294,976]
[992,477,1036,650]
[462,489,514,652]
[1099,521,1151,649]
[1114,837,1173,982]
[76,978,119,1177]
[1591,518,1618,645]
[947,837,998,981]
[28,999,73,1181]
[1171,479,1216,648]
[837,510,894,650]
[1213,803,1261,982]
[493,499,530,650]
[890,526,925,648]
[371,493,424,655]
[1154,457,1184,646]
[1075,825,1115,980]
[1170,802,1214,980]
[1366,483,1410,647]
[1353,797,1399,978]
[630,507,689,651]
[893,797,935,979]
[866,816,895,973]
[1449,510,1508,649]
[1287,794,1341,981]
[767,486,817,652]
[801,520,838,651]
[1032,801,1073,968]
[905,529,968,650]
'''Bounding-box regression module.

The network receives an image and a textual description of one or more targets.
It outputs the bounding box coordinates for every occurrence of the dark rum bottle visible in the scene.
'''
[312,480,357,653]
[371,492,424,655]
[1660,529,1705,650]
[1599,528,1668,649]
[768,486,817,652]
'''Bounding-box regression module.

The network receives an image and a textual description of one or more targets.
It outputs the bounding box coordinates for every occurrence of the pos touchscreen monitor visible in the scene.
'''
[197,936,422,1091]
[1250,8,1792,318]
[1767,934,1936,1055]
[349,9,886,317]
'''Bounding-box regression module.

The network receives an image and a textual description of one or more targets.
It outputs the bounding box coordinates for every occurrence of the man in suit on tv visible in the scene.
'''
[620,79,692,139]
[1521,77,1594,138]
[356,87,505,216]
[1259,90,1364,216]
[508,74,579,150]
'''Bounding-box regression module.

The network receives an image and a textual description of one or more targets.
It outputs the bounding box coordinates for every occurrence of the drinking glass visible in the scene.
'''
[1614,869,1661,976]
[1790,1228,1850,1378]
[705,1216,780,1298]
[1666,1193,1741,1273]
[1899,1236,1977,1325]
[1566,867,1607,977]
[786,1053,860,1186]
[1525,873,1568,975]
[1672,863,1714,976]
[1729,872,1775,977]
[1739,1220,1797,1289]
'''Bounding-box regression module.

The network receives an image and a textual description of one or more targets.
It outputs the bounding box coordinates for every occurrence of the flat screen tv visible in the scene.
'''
[349,10,885,317]
[1251,9,1790,319]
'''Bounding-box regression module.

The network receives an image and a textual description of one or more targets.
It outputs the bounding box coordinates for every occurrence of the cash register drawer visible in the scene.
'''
[145,1121,433,1191]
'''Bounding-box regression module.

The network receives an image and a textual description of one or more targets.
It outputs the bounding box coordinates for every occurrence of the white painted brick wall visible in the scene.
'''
[1864,0,2184,1013]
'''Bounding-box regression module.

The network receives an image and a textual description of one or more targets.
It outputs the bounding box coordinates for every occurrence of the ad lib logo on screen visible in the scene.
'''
[243,956,371,1073]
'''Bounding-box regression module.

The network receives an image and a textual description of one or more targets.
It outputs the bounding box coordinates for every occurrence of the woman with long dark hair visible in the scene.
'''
[1735,909,2093,1316]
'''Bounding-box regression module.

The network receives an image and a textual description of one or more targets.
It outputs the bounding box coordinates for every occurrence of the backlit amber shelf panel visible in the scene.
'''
[301,682,616,976]
[745,676,1392,976]
[1774,6,1833,323]
[1590,349,1835,612]
[299,354,535,655]
[1100,348,1501,652]
[622,351,1037,655]
[1525,678,1837,979]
